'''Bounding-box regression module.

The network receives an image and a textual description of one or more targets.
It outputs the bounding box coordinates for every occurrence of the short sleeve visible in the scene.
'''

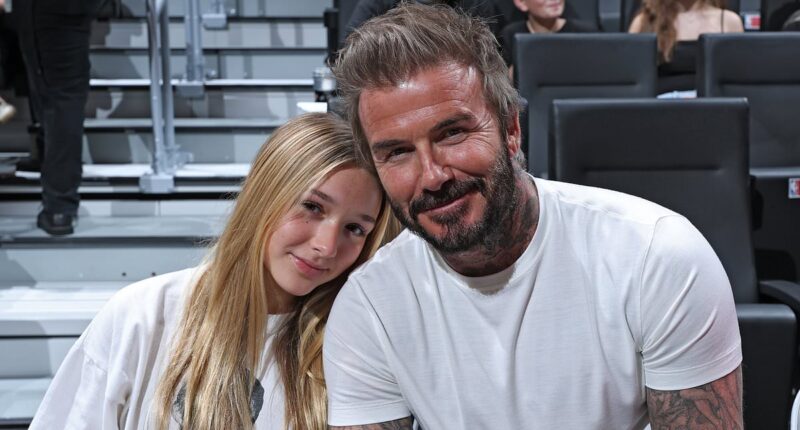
[324,280,410,426]
[639,216,742,390]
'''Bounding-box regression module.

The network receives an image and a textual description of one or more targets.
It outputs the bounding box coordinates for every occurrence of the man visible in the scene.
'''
[16,0,101,235]
[323,3,742,429]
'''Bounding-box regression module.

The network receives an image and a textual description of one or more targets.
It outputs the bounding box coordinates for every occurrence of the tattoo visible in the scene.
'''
[329,416,414,430]
[646,366,743,429]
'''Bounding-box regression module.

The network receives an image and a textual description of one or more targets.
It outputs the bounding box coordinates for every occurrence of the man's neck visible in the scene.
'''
[440,174,539,277]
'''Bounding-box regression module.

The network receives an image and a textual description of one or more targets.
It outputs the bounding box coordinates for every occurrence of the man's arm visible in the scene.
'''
[646,365,743,430]
[330,416,414,430]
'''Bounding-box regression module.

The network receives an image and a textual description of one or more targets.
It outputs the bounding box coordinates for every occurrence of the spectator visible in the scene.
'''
[501,0,595,70]
[0,95,14,123]
[629,0,743,94]
[0,0,16,123]
[15,0,102,235]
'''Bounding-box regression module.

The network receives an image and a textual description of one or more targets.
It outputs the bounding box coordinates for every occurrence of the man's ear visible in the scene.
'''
[506,110,522,158]
[513,0,530,13]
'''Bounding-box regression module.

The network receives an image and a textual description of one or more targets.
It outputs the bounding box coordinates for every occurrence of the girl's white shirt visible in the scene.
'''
[29,267,288,430]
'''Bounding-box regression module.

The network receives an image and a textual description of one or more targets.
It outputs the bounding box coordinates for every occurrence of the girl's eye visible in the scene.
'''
[346,223,367,237]
[302,201,323,214]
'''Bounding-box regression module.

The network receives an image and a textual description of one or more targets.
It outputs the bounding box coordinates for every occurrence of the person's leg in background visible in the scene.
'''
[0,0,17,123]
[18,0,100,235]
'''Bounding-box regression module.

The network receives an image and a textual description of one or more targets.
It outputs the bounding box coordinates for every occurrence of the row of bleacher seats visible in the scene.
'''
[549,97,798,430]
[514,32,800,176]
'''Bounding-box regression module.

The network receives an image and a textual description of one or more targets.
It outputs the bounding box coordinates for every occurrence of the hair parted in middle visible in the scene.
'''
[637,0,725,61]
[332,1,523,172]
[153,112,398,430]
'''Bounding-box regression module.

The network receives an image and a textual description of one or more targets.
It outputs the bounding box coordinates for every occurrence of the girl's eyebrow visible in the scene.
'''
[311,189,376,224]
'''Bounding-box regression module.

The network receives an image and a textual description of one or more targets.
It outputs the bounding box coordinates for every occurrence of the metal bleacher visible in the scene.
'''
[0,0,329,426]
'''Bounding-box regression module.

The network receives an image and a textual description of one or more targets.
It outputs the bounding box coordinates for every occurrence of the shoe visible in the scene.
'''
[37,211,76,236]
[15,157,41,172]
[0,99,16,124]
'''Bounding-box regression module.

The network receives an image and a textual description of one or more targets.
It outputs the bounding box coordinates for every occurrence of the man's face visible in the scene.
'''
[358,63,521,253]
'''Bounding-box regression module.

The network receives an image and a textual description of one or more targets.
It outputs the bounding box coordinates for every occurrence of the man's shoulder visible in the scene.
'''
[349,229,425,280]
[538,178,679,228]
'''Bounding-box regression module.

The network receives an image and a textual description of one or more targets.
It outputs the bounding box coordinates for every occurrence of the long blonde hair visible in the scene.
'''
[154,112,398,430]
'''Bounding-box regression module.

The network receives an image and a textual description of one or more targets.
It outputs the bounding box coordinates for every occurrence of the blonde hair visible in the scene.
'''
[154,112,398,430]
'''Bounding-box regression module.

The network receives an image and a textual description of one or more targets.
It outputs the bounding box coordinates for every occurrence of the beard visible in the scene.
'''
[389,144,519,254]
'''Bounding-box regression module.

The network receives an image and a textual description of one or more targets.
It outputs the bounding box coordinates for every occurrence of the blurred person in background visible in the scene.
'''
[500,0,595,75]
[15,0,102,235]
[0,0,16,123]
[629,0,743,95]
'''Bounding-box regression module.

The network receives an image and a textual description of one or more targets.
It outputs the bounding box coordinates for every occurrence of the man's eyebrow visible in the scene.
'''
[432,113,475,133]
[370,113,476,153]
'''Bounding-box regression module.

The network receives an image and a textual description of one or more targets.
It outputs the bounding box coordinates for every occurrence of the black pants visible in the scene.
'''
[17,0,99,215]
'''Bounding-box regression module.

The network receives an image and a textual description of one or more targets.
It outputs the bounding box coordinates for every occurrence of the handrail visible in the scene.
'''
[141,0,191,193]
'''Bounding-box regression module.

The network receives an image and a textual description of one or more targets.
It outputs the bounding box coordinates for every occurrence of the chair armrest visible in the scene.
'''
[759,279,800,317]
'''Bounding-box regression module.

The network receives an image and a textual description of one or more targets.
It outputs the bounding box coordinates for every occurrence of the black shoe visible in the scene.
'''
[16,157,41,172]
[37,211,76,236]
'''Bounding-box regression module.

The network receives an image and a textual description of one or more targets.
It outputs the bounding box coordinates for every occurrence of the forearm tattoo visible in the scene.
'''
[647,366,743,430]
[329,416,414,430]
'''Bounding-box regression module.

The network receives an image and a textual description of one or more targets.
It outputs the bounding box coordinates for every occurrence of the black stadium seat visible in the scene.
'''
[550,98,799,430]
[699,33,800,284]
[514,33,656,178]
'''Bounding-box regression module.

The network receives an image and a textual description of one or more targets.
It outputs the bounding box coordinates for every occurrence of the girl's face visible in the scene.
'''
[265,167,382,310]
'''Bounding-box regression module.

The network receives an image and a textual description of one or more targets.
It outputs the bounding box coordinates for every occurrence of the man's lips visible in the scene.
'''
[419,190,473,217]
[290,254,328,277]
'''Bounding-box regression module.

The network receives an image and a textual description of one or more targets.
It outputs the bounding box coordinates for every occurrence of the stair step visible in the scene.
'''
[0,377,51,421]
[0,284,122,337]
[90,49,325,80]
[91,19,325,50]
[90,78,313,87]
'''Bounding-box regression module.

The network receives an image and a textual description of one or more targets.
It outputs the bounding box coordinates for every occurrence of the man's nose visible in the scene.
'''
[418,148,452,192]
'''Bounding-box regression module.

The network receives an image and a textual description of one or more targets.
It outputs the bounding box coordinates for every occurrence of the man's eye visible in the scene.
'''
[386,147,410,159]
[442,128,465,140]
[302,201,323,214]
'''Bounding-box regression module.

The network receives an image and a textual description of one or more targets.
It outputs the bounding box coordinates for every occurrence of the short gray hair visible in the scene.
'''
[333,2,522,171]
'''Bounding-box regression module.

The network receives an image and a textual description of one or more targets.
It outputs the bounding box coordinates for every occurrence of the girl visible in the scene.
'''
[629,0,743,94]
[29,112,398,429]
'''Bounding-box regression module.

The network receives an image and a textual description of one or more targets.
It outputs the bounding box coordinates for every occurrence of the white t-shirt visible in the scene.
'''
[29,267,288,430]
[324,178,742,429]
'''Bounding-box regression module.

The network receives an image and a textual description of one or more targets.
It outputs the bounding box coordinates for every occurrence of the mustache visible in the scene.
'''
[409,177,485,219]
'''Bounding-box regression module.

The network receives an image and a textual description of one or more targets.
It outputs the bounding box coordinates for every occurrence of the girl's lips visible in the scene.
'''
[291,254,328,277]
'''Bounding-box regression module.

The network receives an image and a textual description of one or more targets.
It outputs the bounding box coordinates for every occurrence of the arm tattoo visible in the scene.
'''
[329,416,414,430]
[646,365,743,430]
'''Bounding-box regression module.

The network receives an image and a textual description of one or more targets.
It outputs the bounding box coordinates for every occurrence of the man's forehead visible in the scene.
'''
[357,64,482,133]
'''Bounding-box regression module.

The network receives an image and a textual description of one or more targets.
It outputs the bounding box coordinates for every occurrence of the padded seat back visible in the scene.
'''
[698,33,800,167]
[515,34,657,178]
[550,98,757,302]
